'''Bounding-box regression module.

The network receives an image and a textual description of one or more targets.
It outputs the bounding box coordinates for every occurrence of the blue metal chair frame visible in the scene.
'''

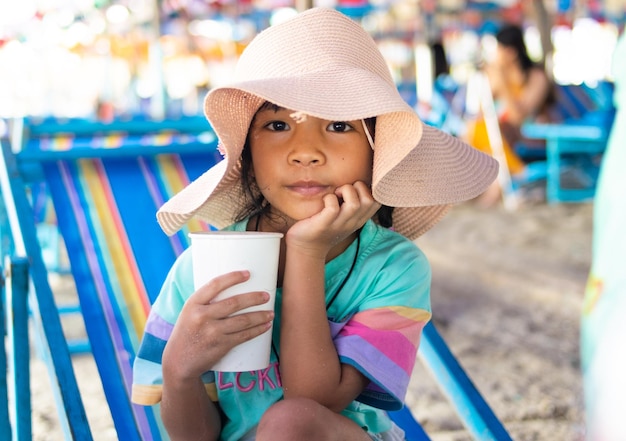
[1,137,94,440]
[1,258,32,441]
[522,118,612,203]
[519,81,616,204]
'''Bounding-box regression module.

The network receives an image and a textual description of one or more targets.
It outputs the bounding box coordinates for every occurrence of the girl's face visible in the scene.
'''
[249,106,373,223]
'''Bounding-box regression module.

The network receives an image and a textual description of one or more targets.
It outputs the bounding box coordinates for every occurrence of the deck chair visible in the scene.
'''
[1,120,511,440]
[21,115,214,354]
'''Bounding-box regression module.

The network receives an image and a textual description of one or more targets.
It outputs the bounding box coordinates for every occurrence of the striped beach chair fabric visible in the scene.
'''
[3,118,221,440]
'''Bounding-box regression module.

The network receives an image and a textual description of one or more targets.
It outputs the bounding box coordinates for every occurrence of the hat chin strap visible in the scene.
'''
[361,119,374,149]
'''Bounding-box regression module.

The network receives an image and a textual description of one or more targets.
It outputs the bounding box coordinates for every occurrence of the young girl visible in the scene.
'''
[132,8,498,441]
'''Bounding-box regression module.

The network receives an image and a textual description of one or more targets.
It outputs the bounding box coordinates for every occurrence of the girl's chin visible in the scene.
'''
[271,205,325,224]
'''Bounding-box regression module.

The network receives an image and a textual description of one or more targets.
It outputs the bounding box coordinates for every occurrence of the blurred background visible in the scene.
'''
[0,0,624,127]
[3,2,624,439]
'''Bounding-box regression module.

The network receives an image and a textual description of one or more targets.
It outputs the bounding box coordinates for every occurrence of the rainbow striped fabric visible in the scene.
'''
[37,135,221,440]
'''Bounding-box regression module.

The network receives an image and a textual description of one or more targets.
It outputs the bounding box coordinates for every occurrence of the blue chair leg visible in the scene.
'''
[1,261,13,440]
[388,405,431,440]
[419,322,512,440]
[546,138,562,203]
[1,139,94,440]
[5,258,32,440]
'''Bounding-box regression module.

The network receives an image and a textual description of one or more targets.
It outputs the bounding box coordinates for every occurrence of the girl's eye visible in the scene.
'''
[328,121,353,132]
[265,121,289,131]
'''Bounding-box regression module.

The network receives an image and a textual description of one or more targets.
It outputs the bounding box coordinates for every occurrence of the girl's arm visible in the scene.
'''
[161,371,222,441]
[279,182,379,411]
[160,271,275,440]
[280,245,370,411]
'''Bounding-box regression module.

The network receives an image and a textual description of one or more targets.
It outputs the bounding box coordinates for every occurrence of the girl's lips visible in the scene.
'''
[286,181,330,196]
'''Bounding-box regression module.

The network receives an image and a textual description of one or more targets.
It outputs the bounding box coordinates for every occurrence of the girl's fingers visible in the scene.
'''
[171,296,273,369]
[191,270,250,305]
[335,182,375,209]
[218,310,274,337]
[352,181,376,203]
[334,183,358,208]
[334,181,380,224]
[208,291,272,319]
[351,181,380,211]
[189,271,272,319]
[230,321,273,345]
[297,181,379,240]
[287,181,380,250]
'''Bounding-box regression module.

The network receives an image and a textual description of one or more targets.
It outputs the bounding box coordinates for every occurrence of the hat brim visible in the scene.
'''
[157,86,497,239]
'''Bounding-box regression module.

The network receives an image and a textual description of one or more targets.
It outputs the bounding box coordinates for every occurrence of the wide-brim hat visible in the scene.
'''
[157,7,498,240]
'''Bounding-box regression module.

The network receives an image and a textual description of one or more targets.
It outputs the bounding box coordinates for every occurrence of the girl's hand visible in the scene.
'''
[286,181,381,257]
[162,270,274,381]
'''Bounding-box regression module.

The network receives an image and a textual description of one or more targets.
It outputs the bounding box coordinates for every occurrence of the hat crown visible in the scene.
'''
[234,8,395,88]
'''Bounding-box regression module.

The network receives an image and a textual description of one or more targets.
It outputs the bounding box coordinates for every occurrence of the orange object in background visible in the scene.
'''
[465,117,526,176]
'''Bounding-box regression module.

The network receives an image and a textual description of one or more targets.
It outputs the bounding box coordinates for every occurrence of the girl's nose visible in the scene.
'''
[288,129,325,166]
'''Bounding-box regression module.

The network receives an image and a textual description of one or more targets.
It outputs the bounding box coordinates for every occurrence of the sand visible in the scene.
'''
[27,200,591,440]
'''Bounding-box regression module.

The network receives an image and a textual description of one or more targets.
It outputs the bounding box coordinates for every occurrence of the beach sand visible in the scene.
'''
[28,201,591,440]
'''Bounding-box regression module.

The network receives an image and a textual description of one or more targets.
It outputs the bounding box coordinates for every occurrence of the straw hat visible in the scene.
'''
[157,7,498,240]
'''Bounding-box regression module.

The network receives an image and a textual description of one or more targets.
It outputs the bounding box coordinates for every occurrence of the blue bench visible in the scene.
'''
[520,81,615,203]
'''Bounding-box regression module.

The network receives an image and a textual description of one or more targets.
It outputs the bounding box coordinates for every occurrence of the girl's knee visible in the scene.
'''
[257,398,329,440]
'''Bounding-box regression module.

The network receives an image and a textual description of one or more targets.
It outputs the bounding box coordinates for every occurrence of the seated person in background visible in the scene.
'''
[467,23,554,204]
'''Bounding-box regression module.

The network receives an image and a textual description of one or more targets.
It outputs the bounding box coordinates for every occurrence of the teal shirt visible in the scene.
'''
[132,220,432,440]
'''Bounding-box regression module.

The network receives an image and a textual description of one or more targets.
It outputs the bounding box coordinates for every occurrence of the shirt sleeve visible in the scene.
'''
[131,249,219,405]
[332,240,432,411]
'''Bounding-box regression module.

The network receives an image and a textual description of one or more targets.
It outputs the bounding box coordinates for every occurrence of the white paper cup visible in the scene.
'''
[189,231,283,372]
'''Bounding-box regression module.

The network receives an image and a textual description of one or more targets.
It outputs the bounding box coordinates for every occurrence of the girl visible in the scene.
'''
[132,8,498,441]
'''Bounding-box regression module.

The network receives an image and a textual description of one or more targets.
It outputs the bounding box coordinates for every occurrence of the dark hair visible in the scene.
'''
[430,41,449,78]
[496,24,534,73]
[495,23,555,111]
[235,106,394,228]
